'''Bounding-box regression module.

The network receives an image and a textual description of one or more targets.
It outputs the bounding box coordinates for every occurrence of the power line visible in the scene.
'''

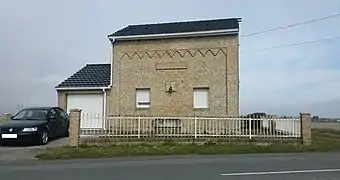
[244,35,340,52]
[241,13,340,37]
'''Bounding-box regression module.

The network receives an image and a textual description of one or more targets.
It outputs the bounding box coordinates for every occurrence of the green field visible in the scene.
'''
[312,122,340,130]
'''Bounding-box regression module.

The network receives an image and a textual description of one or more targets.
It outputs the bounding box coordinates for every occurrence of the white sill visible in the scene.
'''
[194,108,209,111]
[136,107,150,109]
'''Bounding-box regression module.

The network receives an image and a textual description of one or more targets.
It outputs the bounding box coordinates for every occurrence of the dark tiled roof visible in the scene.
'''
[55,64,110,88]
[109,18,241,37]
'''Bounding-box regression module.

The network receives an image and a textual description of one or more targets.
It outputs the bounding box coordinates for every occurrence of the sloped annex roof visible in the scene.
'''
[55,64,110,89]
[108,17,241,37]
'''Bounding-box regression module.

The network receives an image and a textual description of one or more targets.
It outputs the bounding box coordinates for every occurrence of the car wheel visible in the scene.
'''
[39,130,49,145]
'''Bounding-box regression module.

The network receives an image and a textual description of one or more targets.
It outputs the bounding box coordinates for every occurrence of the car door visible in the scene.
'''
[48,108,60,137]
[56,107,68,136]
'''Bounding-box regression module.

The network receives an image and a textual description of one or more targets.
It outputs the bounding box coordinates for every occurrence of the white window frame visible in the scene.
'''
[193,87,209,109]
[136,88,150,108]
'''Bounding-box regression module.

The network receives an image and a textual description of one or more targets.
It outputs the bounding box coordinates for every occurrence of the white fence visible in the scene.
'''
[262,118,301,136]
[79,114,301,140]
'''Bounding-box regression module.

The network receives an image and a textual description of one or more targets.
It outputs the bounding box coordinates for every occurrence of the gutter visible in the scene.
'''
[109,28,239,41]
[55,87,110,90]
[102,88,107,130]
[102,88,107,117]
[108,38,115,88]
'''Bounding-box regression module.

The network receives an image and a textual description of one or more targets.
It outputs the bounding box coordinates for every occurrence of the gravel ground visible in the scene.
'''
[0,137,68,162]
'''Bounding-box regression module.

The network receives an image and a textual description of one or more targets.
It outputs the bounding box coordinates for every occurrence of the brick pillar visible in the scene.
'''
[300,113,312,145]
[69,109,81,147]
[1,113,12,122]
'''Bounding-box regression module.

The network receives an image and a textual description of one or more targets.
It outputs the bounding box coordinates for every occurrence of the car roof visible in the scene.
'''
[21,107,58,111]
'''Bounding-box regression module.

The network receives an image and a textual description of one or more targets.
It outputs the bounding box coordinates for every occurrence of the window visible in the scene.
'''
[136,88,150,108]
[49,109,57,119]
[56,108,68,119]
[193,88,209,109]
[12,110,26,120]
[12,109,48,121]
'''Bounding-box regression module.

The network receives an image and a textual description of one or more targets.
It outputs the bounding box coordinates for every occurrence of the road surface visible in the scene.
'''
[0,153,340,179]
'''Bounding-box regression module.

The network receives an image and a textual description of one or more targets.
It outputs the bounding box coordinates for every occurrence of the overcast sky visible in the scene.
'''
[1,0,340,117]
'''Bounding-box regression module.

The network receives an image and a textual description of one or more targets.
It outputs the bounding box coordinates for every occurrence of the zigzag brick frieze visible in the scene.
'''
[120,47,227,60]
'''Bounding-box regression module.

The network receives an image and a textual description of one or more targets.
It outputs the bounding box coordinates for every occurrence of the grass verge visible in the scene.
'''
[35,129,340,160]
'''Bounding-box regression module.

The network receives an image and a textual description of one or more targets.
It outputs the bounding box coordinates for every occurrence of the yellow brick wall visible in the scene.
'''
[108,35,239,117]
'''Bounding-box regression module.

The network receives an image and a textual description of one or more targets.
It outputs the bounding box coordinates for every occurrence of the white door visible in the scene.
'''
[67,94,104,129]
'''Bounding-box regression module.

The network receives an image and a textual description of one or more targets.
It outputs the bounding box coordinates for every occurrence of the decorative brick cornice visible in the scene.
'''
[120,47,227,60]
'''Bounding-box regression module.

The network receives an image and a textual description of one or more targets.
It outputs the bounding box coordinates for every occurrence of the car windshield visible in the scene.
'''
[12,109,48,120]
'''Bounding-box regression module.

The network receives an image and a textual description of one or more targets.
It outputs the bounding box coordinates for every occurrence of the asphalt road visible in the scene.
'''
[1,153,340,180]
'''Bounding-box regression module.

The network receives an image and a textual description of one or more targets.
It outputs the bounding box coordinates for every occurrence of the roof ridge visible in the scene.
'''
[86,63,110,66]
[127,17,242,27]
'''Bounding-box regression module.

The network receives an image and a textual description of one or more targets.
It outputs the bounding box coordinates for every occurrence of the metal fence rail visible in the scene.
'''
[79,114,301,140]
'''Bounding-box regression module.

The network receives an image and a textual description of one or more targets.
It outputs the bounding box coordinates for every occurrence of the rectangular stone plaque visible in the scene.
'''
[155,62,188,70]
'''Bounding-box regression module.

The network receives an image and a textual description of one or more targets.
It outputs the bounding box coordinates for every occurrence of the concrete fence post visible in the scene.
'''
[69,109,82,147]
[1,113,12,122]
[300,112,312,145]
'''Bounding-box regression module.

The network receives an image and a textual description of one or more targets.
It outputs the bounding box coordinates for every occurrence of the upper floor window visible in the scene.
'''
[136,88,150,108]
[193,87,209,109]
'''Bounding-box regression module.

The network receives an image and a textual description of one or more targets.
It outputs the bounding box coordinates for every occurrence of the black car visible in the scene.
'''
[0,107,69,145]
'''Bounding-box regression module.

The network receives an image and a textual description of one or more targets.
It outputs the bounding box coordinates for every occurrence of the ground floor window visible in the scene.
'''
[193,87,209,109]
[136,88,150,108]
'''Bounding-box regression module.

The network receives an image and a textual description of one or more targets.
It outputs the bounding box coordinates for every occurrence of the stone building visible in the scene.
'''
[56,18,241,128]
